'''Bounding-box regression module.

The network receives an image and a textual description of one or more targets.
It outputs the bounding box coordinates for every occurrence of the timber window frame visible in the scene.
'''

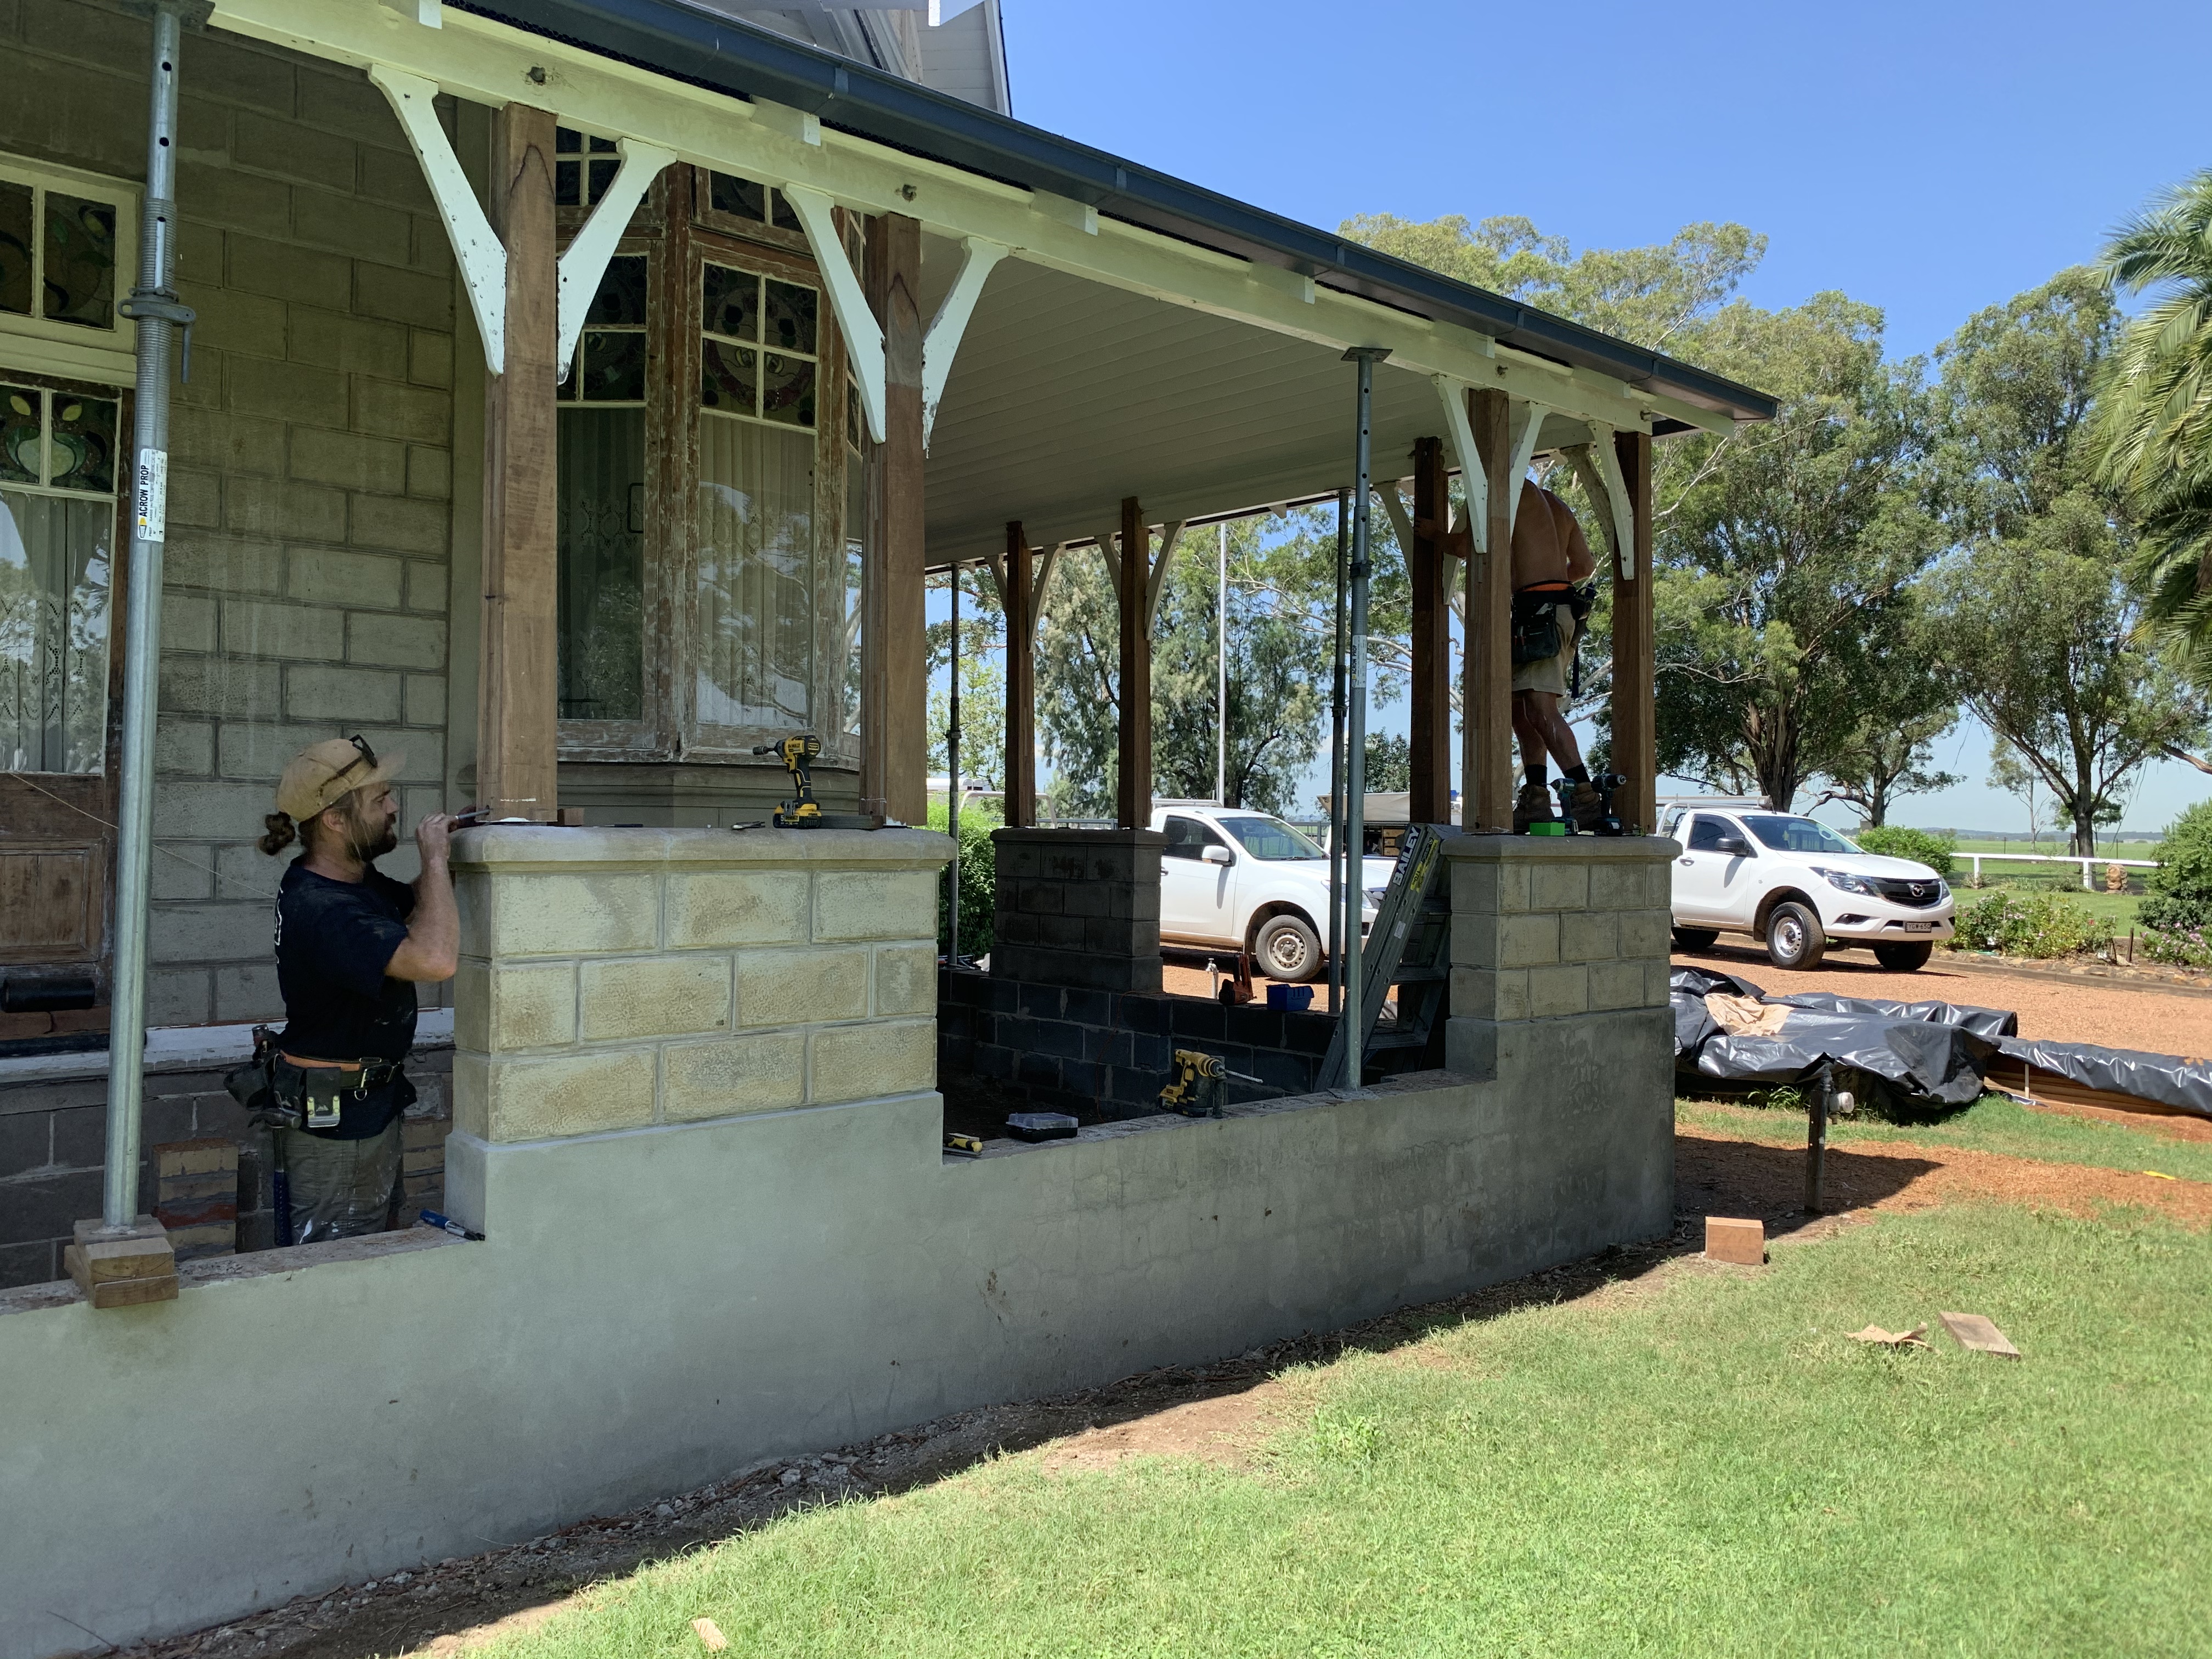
[553,174,857,771]
[0,154,137,388]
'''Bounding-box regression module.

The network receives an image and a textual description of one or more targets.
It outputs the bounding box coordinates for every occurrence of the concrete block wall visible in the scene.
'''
[449,827,952,1146]
[1442,835,1675,1079]
[989,828,1165,992]
[0,0,464,1028]
[0,1043,452,1289]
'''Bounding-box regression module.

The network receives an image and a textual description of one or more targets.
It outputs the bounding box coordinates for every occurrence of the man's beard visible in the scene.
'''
[349,816,400,862]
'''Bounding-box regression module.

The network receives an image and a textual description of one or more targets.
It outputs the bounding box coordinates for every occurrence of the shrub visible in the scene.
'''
[1853,825,1956,879]
[2137,800,2212,935]
[1951,889,2107,958]
[927,799,1000,960]
[2140,924,2212,969]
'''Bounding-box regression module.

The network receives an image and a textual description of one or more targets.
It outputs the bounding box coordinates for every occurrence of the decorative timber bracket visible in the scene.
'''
[368,65,672,377]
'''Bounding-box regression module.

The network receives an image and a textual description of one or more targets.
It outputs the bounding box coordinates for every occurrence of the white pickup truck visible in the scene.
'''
[1149,804,1397,981]
[1658,804,1955,970]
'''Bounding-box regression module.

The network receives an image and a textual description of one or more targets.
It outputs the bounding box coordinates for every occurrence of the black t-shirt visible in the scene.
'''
[274,861,420,1139]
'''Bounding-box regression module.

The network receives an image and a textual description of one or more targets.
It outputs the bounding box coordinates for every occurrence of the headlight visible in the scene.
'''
[1813,866,1878,896]
[1363,887,1389,906]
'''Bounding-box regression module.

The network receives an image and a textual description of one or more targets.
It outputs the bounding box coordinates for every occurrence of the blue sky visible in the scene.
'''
[968,0,2212,832]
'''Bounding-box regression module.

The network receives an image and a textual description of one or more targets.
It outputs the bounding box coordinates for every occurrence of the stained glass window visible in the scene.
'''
[0,180,31,317]
[42,193,115,329]
[557,255,648,725]
[708,172,803,235]
[554,128,621,210]
[698,264,816,430]
[0,162,127,347]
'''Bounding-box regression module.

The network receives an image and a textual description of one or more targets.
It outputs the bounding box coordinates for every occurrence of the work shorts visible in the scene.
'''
[1511,604,1578,697]
[279,1118,402,1245]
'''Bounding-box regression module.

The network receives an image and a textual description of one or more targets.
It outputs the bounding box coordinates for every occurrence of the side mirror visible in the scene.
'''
[1715,834,1752,857]
[1202,844,1232,866]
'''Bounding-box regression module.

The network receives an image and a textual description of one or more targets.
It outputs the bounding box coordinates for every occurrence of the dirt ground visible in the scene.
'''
[1676,939,2212,1056]
[115,1119,2211,1659]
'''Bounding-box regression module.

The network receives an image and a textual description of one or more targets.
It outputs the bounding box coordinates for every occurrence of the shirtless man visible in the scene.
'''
[1505,479,1599,830]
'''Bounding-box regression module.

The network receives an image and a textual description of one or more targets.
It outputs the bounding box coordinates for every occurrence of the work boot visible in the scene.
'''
[1513,782,1555,832]
[1566,780,1605,831]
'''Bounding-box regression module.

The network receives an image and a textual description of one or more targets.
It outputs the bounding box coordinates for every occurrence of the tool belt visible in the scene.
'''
[1510,582,1575,667]
[224,1025,408,1131]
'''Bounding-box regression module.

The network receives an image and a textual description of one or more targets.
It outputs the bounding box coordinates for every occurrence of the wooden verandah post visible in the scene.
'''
[1002,520,1037,828]
[863,212,928,825]
[1408,435,1452,823]
[1612,428,1657,834]
[477,103,560,821]
[1114,495,1151,829]
[1464,388,1515,833]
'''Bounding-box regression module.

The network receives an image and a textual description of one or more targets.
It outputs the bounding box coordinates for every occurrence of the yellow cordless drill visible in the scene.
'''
[1158,1048,1264,1119]
[753,733,823,827]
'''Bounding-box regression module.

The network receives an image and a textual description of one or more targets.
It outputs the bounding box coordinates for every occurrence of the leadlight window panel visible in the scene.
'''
[0,380,117,773]
[554,127,621,210]
[708,172,803,234]
[699,262,817,430]
[556,254,650,726]
[0,157,133,379]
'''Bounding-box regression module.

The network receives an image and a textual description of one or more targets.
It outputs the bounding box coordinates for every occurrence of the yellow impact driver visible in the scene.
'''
[753,733,824,827]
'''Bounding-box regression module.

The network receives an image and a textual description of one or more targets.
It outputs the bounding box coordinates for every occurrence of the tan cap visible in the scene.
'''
[275,735,404,822]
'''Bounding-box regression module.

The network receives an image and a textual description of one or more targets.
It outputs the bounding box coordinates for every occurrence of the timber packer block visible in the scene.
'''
[64,1217,179,1308]
[155,1138,241,1262]
[1705,1216,1766,1266]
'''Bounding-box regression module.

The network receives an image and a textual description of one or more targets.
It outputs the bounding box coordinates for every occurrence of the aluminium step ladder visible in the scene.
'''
[1321,820,1460,1087]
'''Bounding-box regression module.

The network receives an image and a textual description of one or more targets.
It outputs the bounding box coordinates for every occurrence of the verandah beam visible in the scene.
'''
[477,101,560,820]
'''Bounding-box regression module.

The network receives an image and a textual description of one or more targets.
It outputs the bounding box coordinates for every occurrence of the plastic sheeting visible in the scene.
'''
[1670,965,2000,1109]
[1995,1036,2212,1121]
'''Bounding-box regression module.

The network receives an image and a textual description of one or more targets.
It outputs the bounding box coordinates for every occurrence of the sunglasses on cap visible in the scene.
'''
[330,733,379,784]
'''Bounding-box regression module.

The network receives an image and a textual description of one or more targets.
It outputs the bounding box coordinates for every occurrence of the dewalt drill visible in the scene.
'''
[752,733,824,827]
[1158,1048,1263,1119]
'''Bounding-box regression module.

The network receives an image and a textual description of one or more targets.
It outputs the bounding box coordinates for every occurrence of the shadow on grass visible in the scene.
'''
[137,1130,1869,1659]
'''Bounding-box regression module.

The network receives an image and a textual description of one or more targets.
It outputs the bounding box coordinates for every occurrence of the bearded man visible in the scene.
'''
[253,736,460,1243]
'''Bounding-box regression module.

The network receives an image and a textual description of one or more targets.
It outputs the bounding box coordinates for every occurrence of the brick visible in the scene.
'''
[735,947,867,1029]
[168,464,223,530]
[225,232,351,311]
[178,281,287,357]
[808,1018,935,1104]
[173,411,287,477]
[221,598,345,661]
[234,111,357,191]
[228,354,348,427]
[350,492,449,556]
[225,475,347,544]
[665,870,807,949]
[292,64,406,146]
[1620,909,1672,961]
[156,1139,239,1178]
[348,611,445,670]
[287,308,409,379]
[285,547,404,611]
[1589,860,1649,911]
[355,261,454,329]
[454,958,575,1052]
[353,376,449,443]
[1587,961,1647,1012]
[580,955,730,1041]
[289,427,407,496]
[165,532,283,594]
[150,902,268,964]
[0,58,142,177]
[485,872,658,957]
[285,664,403,724]
[1530,862,1589,912]
[404,674,447,727]
[1559,911,1618,964]
[213,962,284,1024]
[407,445,453,502]
[1705,1216,1765,1266]
[471,1048,656,1142]
[873,943,936,1016]
[357,142,436,212]
[663,1032,806,1121]
[179,31,295,116]
[0,1166,102,1247]
[290,185,413,263]
[1497,861,1533,915]
[405,558,449,612]
[144,966,213,1027]
[143,781,269,839]
[162,593,218,653]
[176,159,291,239]
[1524,964,1589,1019]
[409,329,453,388]
[160,655,281,720]
[151,855,213,901]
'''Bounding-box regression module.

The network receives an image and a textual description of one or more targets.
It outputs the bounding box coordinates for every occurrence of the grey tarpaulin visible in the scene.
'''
[1670,966,2001,1109]
[1995,1037,2212,1121]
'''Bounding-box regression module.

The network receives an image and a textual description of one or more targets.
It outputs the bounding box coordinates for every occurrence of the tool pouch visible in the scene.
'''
[266,1055,402,1131]
[224,1025,291,1124]
[1510,583,1574,667]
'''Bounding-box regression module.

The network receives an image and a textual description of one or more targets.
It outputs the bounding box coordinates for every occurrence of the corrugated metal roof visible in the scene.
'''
[460,0,1779,425]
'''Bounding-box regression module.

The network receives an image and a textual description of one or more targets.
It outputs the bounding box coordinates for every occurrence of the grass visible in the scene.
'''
[1678,1093,2212,1182]
[479,1200,2212,1659]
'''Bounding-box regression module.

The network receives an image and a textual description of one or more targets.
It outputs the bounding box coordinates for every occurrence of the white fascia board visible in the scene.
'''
[365,63,505,371]
[1433,376,1487,558]
[779,183,886,443]
[921,236,1008,448]
[212,0,1657,436]
[1641,387,1734,438]
[555,137,674,377]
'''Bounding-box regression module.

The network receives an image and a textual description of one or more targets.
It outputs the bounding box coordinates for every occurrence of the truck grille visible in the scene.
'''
[1873,877,1944,909]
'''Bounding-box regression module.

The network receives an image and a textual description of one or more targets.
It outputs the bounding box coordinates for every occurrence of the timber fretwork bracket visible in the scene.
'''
[369,65,672,377]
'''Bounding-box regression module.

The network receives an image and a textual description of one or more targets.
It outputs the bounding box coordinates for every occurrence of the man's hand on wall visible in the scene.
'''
[415,812,459,866]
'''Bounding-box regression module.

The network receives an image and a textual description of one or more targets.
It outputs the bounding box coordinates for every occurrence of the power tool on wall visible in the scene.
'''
[1159,1049,1264,1119]
[748,734,885,829]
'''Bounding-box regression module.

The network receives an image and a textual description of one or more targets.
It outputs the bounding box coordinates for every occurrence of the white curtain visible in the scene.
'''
[694,414,817,731]
[0,489,110,773]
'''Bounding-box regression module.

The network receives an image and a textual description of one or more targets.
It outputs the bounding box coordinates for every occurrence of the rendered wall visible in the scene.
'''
[0,834,1676,1657]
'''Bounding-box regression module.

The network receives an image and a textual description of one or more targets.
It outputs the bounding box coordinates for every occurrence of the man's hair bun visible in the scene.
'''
[257,811,297,856]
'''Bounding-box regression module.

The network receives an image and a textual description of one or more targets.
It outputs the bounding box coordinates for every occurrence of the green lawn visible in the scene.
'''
[1679,1093,2212,1181]
[480,1199,2212,1658]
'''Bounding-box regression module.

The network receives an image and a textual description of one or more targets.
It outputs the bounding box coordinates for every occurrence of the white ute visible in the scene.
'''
[1148,804,1397,981]
[1660,805,1956,971]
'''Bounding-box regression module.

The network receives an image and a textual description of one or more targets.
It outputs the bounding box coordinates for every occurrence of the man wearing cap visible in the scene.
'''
[255,736,460,1243]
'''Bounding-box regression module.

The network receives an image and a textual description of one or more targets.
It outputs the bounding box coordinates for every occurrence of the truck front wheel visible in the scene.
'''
[1254,913,1323,982]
